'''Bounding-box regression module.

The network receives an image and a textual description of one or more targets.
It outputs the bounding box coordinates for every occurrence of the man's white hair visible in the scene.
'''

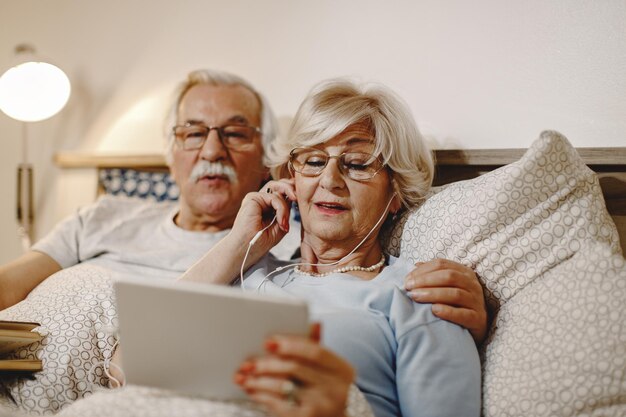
[266,78,434,209]
[164,69,277,165]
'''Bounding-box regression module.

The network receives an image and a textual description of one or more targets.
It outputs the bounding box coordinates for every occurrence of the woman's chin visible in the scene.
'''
[305,227,351,244]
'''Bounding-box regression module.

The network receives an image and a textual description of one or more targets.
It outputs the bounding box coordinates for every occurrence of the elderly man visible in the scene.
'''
[0,69,282,311]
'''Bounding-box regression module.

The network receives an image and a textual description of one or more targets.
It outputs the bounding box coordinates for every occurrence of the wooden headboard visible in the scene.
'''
[431,148,626,217]
[55,147,626,217]
[54,147,626,251]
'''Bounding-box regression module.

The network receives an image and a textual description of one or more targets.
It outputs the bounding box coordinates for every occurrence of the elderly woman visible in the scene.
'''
[181,79,482,417]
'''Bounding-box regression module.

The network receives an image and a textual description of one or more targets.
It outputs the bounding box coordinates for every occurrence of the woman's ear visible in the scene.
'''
[390,193,401,214]
[389,179,402,214]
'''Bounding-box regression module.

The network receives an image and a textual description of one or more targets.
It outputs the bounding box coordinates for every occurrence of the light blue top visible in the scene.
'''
[243,255,481,417]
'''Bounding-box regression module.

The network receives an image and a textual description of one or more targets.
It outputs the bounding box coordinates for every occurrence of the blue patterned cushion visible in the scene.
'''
[99,169,179,202]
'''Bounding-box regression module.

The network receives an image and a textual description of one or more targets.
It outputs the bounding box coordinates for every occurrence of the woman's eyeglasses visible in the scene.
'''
[289,147,385,181]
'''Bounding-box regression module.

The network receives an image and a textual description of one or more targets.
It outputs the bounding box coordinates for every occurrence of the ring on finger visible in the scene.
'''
[281,379,299,406]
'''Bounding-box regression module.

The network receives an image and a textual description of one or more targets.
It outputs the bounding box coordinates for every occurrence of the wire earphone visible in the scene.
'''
[238,215,277,286]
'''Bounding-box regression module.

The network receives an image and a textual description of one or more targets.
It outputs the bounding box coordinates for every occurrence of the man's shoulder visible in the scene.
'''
[91,195,178,216]
[74,195,179,228]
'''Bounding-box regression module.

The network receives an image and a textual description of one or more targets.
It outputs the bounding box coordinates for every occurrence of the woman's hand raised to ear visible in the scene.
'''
[404,259,488,345]
[179,179,296,286]
[234,323,355,417]
[230,178,297,253]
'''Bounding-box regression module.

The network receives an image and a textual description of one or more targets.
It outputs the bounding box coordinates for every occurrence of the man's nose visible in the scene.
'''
[199,128,228,161]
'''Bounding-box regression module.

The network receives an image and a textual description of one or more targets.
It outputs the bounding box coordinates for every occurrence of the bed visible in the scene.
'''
[1,130,624,416]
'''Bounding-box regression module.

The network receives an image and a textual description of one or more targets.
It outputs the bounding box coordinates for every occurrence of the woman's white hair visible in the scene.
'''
[164,69,277,165]
[266,78,434,209]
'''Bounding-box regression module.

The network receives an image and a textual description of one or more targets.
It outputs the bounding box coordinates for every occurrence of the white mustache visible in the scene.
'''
[189,161,238,184]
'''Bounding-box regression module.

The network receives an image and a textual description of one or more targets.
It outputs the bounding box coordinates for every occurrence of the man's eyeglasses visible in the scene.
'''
[289,147,385,181]
[172,123,261,151]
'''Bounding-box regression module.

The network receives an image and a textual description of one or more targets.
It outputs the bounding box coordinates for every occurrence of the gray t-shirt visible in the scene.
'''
[33,196,230,281]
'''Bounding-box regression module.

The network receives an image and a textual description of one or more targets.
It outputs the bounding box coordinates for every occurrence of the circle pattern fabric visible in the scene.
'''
[482,242,626,416]
[384,131,625,416]
[385,130,621,313]
[0,264,117,415]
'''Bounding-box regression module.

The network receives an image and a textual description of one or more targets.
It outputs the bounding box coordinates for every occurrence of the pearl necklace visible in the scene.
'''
[293,255,386,277]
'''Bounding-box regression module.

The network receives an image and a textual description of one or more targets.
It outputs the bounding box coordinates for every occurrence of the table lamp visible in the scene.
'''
[0,44,71,250]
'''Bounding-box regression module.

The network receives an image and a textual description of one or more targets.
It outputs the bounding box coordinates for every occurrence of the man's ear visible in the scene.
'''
[168,165,177,183]
[258,167,271,188]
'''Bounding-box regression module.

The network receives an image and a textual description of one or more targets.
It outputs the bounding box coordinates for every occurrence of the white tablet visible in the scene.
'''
[113,277,309,399]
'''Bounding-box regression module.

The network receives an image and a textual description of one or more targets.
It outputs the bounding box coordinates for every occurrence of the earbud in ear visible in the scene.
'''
[389,179,401,214]
[390,178,400,198]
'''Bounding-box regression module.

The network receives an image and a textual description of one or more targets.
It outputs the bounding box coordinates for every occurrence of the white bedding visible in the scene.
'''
[0,264,374,416]
[56,384,374,417]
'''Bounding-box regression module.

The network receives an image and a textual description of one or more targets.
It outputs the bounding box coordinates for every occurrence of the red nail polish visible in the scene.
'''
[310,322,322,343]
[265,340,279,353]
[239,361,255,373]
[234,373,246,385]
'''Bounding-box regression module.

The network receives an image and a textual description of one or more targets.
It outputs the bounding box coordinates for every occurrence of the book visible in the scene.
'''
[0,359,43,372]
[0,320,43,373]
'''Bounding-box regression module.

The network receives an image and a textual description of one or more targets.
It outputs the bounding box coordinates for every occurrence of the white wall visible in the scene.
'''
[0,0,625,263]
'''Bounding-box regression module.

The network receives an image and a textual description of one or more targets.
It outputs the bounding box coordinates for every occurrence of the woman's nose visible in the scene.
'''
[319,158,346,190]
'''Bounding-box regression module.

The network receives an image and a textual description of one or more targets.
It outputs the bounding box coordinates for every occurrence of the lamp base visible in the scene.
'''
[17,163,33,250]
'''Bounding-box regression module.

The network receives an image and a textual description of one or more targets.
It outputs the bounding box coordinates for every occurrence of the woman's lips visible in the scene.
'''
[314,202,348,214]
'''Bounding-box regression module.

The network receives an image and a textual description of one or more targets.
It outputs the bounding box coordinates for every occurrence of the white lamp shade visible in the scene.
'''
[0,61,71,122]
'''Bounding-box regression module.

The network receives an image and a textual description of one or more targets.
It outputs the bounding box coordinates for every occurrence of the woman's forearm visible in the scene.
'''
[177,232,264,285]
[179,185,292,286]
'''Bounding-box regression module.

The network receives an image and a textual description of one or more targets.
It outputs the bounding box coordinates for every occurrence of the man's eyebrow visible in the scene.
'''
[182,115,251,126]
[227,115,250,124]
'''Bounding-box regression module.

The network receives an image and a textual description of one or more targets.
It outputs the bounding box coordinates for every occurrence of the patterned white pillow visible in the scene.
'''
[482,241,625,416]
[384,130,625,416]
[385,130,621,312]
[0,264,117,415]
